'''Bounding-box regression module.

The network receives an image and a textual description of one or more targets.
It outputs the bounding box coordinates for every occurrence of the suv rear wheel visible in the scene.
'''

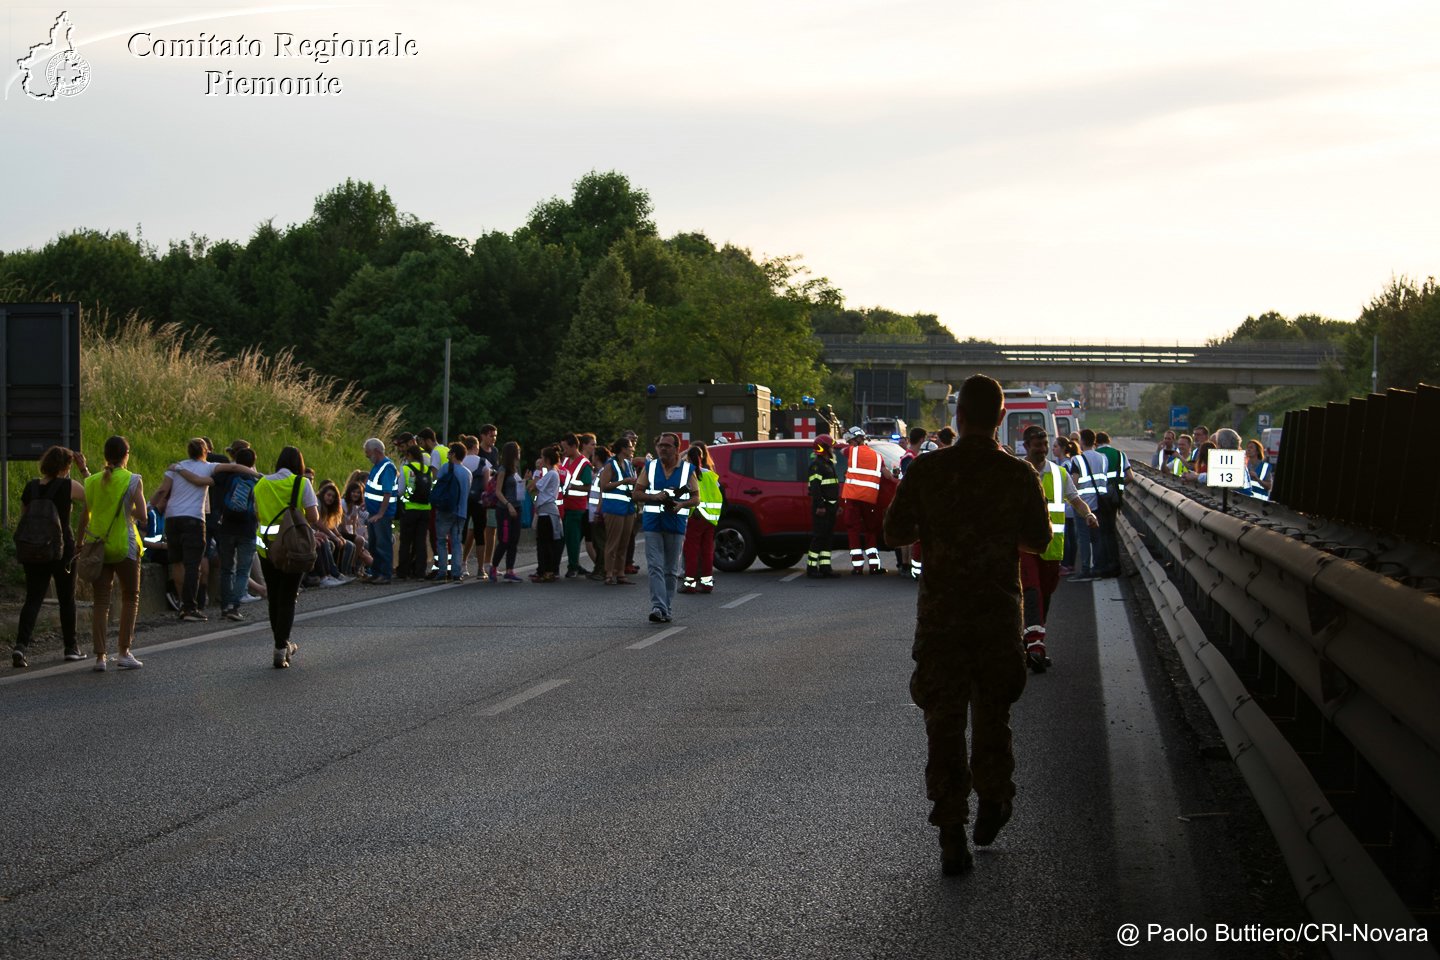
[713,518,758,572]
[758,550,804,569]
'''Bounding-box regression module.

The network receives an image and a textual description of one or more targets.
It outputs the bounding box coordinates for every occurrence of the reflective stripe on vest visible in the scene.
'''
[253,475,306,557]
[562,455,590,510]
[840,444,882,503]
[364,460,397,513]
[696,469,723,525]
[403,462,432,511]
[1041,462,1065,561]
[601,458,637,515]
[1246,461,1272,501]
[642,460,692,516]
[1073,451,1108,497]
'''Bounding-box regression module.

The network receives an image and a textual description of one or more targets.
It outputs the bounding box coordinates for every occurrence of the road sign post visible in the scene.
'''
[1170,405,1190,430]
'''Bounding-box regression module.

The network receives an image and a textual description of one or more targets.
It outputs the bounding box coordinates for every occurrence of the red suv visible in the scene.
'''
[707,438,905,572]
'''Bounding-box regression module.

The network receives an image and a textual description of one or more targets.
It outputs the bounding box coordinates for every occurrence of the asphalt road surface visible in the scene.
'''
[2,544,1304,960]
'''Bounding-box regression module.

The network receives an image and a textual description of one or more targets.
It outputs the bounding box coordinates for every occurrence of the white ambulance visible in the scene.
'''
[946,386,1074,455]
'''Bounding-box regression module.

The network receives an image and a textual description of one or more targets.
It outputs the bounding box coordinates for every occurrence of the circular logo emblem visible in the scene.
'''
[45,50,91,98]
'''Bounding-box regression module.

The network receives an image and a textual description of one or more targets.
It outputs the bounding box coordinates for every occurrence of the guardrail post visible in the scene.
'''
[1358,393,1388,528]
[1300,406,1326,515]
[1338,396,1368,526]
[1404,384,1440,545]
[1378,388,1417,533]
[1318,401,1350,518]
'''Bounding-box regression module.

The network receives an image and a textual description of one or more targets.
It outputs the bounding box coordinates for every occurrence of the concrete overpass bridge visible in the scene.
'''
[816,336,1341,387]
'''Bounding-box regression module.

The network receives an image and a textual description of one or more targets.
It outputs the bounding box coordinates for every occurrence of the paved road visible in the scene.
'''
[1,548,1302,959]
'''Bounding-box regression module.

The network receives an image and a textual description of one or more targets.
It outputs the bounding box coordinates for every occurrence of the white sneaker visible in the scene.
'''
[239,593,263,604]
[273,642,298,668]
[115,652,144,670]
[320,577,343,588]
[93,655,109,672]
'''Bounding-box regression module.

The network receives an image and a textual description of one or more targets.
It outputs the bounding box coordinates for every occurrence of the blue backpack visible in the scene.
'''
[224,474,257,520]
[429,463,460,514]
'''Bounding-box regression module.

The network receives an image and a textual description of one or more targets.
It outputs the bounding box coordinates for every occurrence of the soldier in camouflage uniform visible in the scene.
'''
[883,374,1054,875]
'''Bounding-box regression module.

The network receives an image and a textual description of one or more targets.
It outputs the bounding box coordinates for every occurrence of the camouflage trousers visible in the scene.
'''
[909,643,1027,827]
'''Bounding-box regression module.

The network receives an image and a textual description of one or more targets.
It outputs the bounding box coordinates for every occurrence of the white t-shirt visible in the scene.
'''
[264,469,320,509]
[428,446,445,471]
[165,459,216,519]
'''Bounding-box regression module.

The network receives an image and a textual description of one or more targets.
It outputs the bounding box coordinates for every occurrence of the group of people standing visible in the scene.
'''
[1153,425,1275,500]
[355,426,724,626]
[10,436,319,670]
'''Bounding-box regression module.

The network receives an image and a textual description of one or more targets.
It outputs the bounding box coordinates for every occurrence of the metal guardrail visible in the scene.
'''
[1123,469,1440,950]
[815,336,1340,370]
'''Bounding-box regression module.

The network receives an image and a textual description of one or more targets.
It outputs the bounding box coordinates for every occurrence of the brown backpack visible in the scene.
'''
[265,476,317,574]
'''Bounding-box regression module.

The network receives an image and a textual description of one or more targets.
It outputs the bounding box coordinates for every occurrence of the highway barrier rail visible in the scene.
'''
[1122,468,1440,952]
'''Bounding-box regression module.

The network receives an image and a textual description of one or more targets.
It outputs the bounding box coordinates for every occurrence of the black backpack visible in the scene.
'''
[13,479,64,564]
[408,463,432,505]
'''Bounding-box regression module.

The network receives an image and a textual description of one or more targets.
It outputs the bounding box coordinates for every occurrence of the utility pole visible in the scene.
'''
[442,337,452,442]
[1371,334,1378,394]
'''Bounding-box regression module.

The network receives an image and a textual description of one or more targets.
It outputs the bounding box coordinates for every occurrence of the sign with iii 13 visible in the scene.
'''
[1206,449,1246,488]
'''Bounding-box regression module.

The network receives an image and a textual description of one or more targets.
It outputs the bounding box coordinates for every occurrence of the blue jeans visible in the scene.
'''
[435,510,464,577]
[1074,509,1096,576]
[216,529,257,610]
[368,515,394,579]
[644,529,685,617]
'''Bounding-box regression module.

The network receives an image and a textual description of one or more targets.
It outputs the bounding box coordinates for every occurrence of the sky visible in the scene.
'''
[4,0,1440,344]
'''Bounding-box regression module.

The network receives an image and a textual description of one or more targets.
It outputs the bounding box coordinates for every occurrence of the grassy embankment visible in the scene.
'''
[2,317,401,590]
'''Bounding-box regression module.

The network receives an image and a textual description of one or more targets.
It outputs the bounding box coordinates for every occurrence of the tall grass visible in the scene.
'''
[4,312,401,577]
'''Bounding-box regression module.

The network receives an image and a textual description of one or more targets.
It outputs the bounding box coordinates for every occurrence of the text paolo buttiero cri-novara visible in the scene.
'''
[126,31,420,96]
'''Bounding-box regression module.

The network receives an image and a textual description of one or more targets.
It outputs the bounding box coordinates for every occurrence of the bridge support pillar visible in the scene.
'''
[1227,388,1259,430]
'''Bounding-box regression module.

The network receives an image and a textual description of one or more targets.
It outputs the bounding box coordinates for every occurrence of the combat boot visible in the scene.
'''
[972,799,1013,847]
[938,824,973,876]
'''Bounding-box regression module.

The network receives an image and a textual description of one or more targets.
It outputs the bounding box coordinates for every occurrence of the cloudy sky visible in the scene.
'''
[4,0,1439,343]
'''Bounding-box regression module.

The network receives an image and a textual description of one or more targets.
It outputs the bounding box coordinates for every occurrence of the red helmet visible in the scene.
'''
[814,434,835,451]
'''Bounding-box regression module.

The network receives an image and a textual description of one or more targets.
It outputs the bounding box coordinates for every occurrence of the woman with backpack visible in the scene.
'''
[84,436,149,671]
[254,446,320,668]
[11,446,89,668]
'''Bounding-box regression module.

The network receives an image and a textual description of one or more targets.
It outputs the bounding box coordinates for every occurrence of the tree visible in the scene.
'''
[321,248,509,431]
[520,171,656,266]
[1343,276,1440,392]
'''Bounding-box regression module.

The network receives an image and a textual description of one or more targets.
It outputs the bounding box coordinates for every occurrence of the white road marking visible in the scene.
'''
[720,592,761,609]
[0,564,540,687]
[1093,578,1203,908]
[480,679,571,716]
[627,626,686,650]
[780,571,804,582]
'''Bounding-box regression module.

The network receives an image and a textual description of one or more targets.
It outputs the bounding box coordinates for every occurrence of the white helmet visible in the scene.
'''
[919,440,939,453]
[845,426,867,441]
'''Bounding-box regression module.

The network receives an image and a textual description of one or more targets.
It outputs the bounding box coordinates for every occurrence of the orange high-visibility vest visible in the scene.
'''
[840,444,882,504]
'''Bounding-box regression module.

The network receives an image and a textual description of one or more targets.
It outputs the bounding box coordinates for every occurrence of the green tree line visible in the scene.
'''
[1138,284,1440,436]
[0,172,947,444]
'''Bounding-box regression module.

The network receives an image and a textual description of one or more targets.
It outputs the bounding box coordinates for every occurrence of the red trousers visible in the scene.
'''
[842,500,883,550]
[1020,553,1061,626]
[683,520,715,578]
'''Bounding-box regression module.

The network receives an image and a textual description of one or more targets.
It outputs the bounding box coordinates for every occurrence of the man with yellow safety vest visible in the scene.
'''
[681,442,724,594]
[806,434,843,578]
[840,426,885,574]
[395,444,433,580]
[1021,426,1098,673]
